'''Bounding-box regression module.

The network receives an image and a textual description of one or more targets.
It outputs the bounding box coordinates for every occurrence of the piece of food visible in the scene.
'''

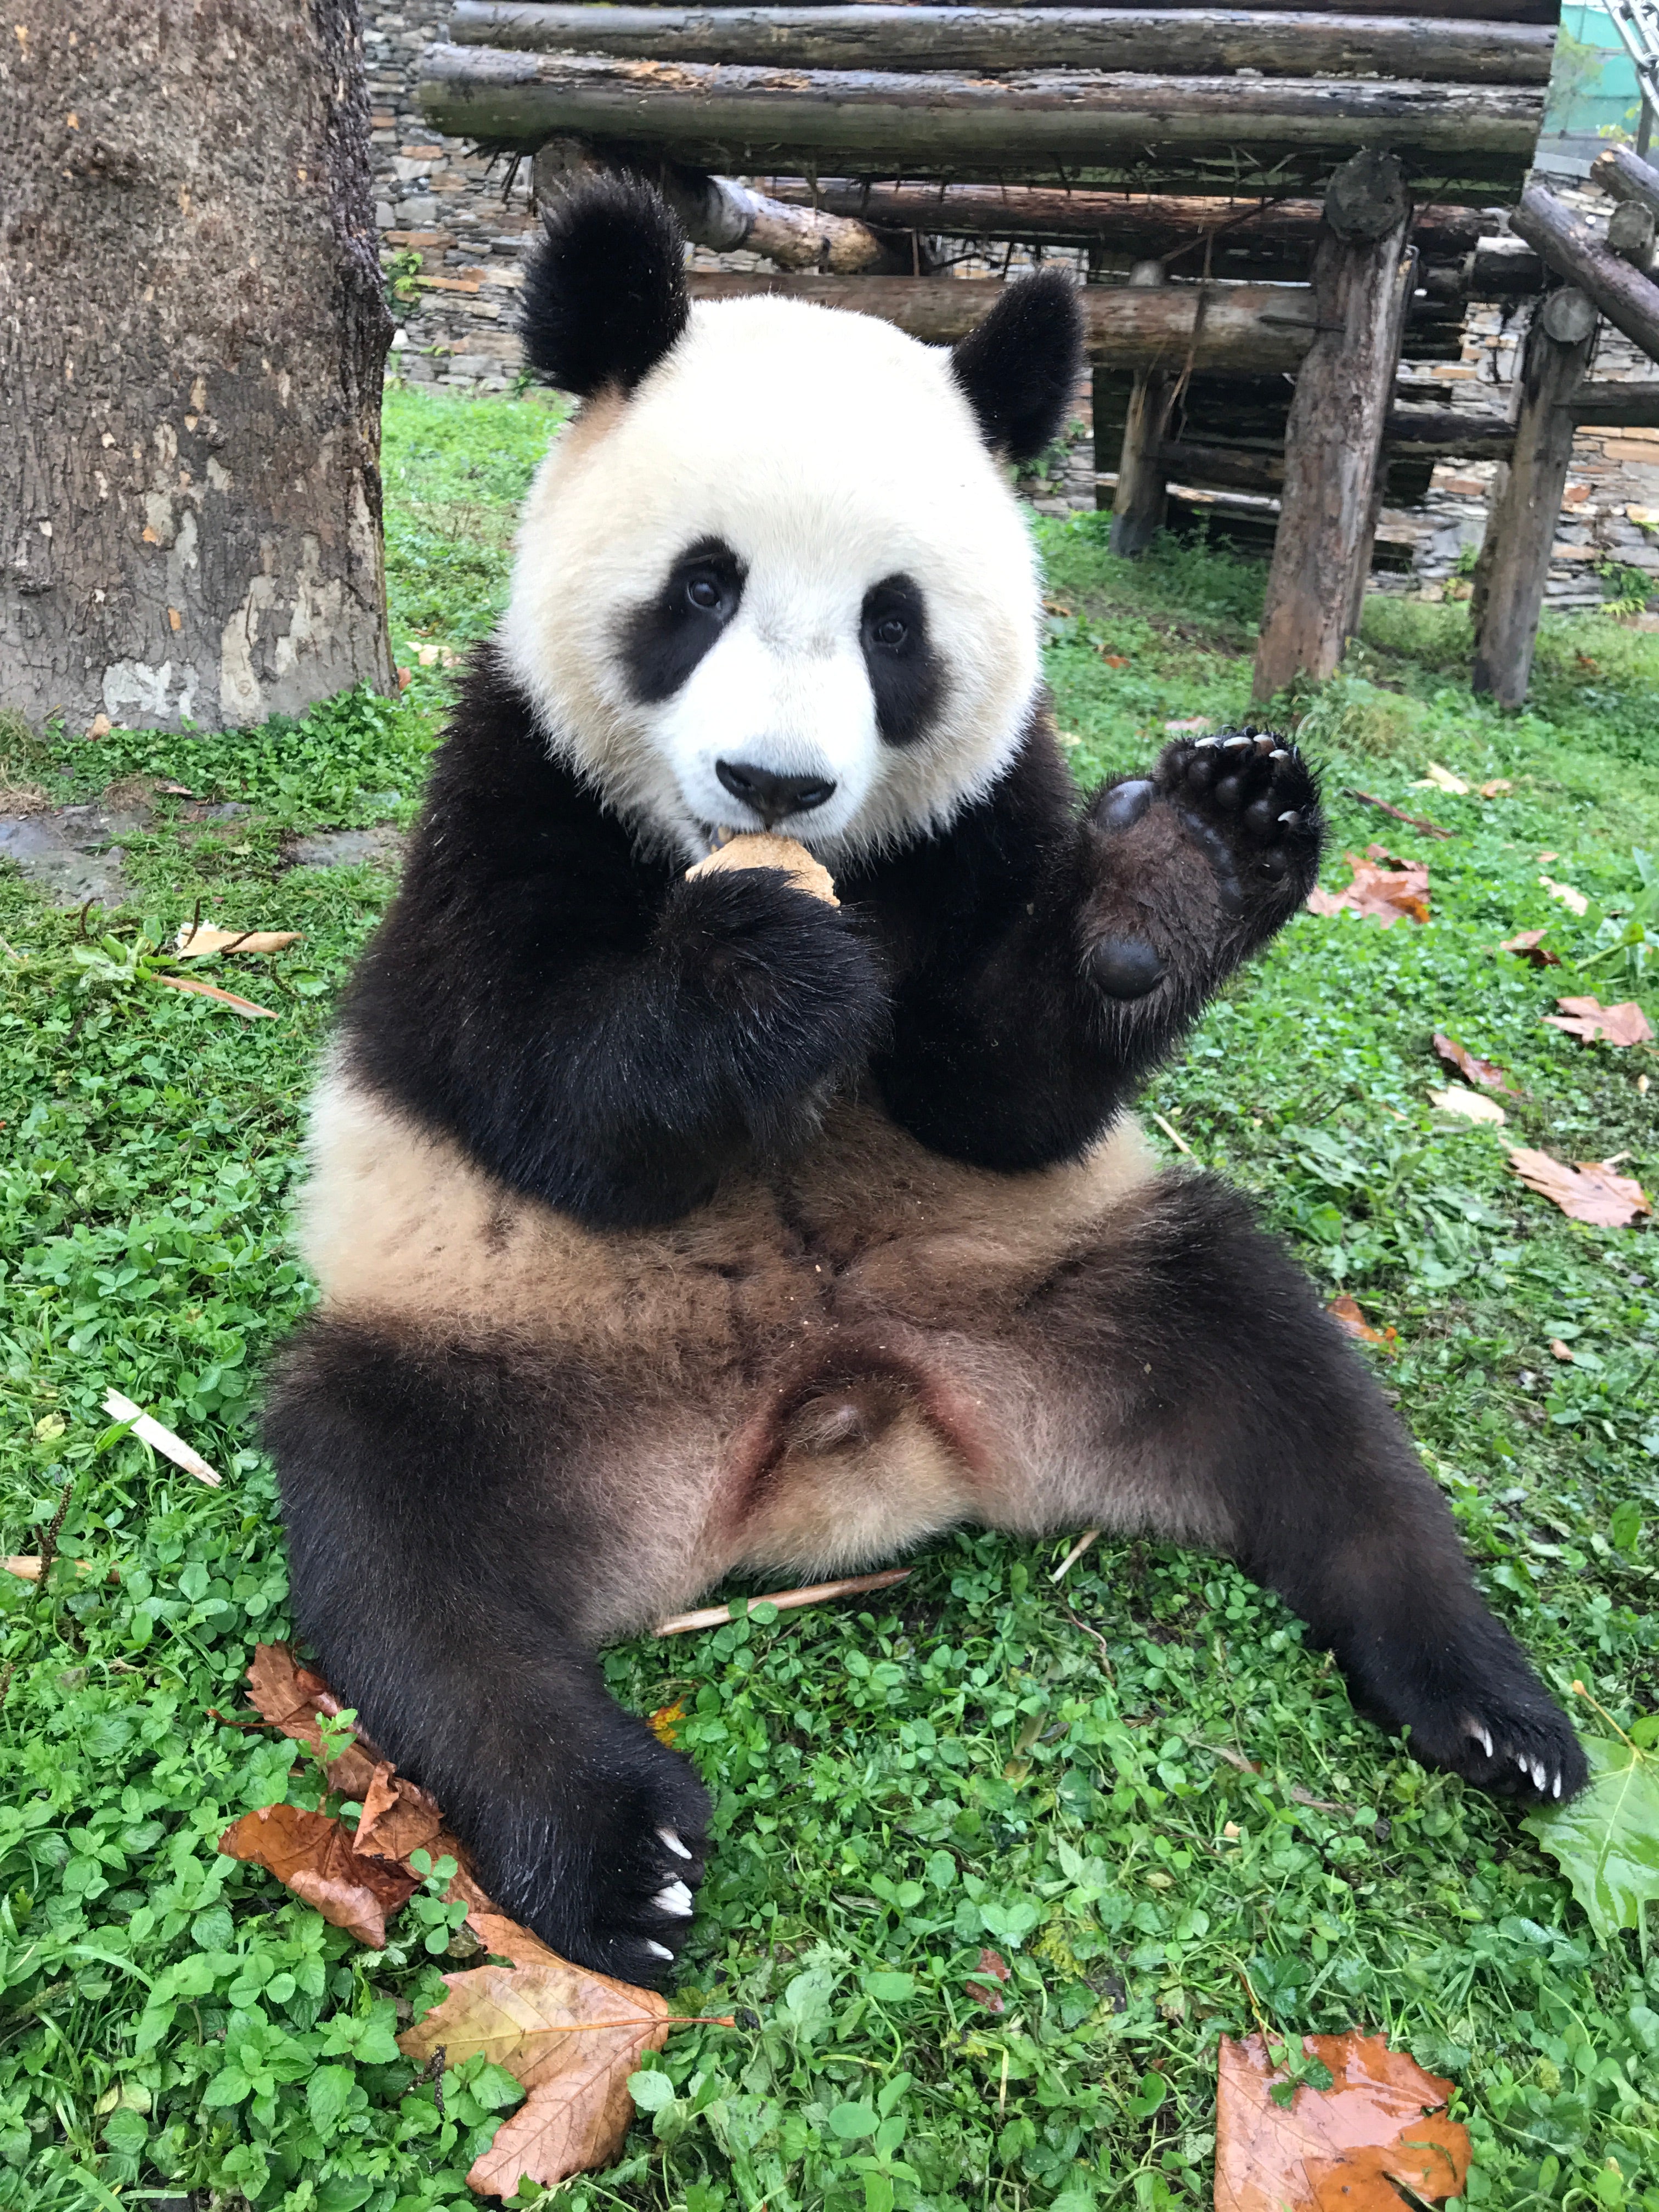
[685,831,838,906]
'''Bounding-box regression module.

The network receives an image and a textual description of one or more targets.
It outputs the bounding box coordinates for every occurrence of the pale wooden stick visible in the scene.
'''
[103,1389,222,1487]
[1150,1111,1192,1156]
[1050,1530,1101,1582]
[656,1567,910,1636]
[5,1556,101,1581]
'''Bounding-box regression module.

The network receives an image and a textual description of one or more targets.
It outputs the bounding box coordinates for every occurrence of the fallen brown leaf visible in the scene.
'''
[176,923,302,958]
[1099,650,1130,668]
[1508,1147,1652,1228]
[1540,874,1589,916]
[353,1758,447,1861]
[1429,1084,1507,1126]
[964,1977,1006,2013]
[399,1951,669,2197]
[1499,928,1561,968]
[1432,1031,1517,1094]
[1306,847,1429,928]
[1550,1338,1576,1362]
[1327,1297,1398,1351]
[648,1700,686,1747]
[1214,2029,1471,2211]
[1543,996,1654,1048]
[155,974,277,1019]
[219,1803,419,1947]
[1480,778,1512,798]
[977,1946,1011,1981]
[1415,761,1469,795]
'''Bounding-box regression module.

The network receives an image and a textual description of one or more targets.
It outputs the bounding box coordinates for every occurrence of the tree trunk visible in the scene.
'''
[417,44,1542,190]
[685,269,1319,371]
[1109,261,1175,555]
[447,5,1554,84]
[1471,289,1598,709]
[1512,183,1659,369]
[2,0,393,735]
[1252,151,1415,705]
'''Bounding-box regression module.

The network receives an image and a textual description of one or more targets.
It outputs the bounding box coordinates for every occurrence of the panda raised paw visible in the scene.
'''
[1154,728,1323,908]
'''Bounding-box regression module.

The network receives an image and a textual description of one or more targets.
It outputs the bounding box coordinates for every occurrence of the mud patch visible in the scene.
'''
[282,826,404,871]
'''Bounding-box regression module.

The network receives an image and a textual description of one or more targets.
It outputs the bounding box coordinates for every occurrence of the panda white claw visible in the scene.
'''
[1532,1758,1548,1792]
[654,1880,695,1917]
[1277,810,1300,827]
[1553,1771,1563,1798]
[645,1939,675,1962]
[658,1825,692,1860]
[1223,734,1252,751]
[1269,748,1289,761]
[1467,1723,1493,1758]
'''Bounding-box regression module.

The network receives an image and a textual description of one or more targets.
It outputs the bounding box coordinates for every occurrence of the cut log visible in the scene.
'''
[447,5,1554,83]
[1590,143,1659,222]
[685,269,1320,369]
[1470,231,1543,294]
[1109,260,1176,554]
[1512,183,1659,366]
[760,180,1503,260]
[1568,378,1659,426]
[1252,152,1415,703]
[1471,289,1598,708]
[1607,198,1656,271]
[417,44,1544,186]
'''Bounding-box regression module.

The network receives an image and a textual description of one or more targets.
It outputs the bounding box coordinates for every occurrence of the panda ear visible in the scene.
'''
[520,177,690,397]
[950,272,1085,465]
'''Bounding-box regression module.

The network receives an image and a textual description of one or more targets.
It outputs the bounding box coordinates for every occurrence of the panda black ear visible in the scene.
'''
[950,271,1085,465]
[520,176,690,397]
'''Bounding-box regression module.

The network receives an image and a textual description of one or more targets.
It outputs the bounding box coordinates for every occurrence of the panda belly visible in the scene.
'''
[297,1069,1156,1627]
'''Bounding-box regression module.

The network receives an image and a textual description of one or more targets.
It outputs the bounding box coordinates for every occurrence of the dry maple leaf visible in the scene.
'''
[399,1950,669,2197]
[1215,2030,1470,2211]
[1508,1147,1652,1228]
[175,923,302,958]
[1306,847,1429,928]
[1429,1084,1506,1126]
[1539,874,1589,916]
[219,1803,420,1947]
[1431,1032,1517,1094]
[1327,1297,1398,1351]
[1499,928,1560,969]
[1543,996,1654,1048]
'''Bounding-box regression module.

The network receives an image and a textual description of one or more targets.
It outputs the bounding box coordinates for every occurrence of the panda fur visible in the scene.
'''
[267,177,1585,1987]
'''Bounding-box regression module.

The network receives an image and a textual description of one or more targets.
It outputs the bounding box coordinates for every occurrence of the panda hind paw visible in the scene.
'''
[1154,730,1323,905]
[1409,1694,1588,1808]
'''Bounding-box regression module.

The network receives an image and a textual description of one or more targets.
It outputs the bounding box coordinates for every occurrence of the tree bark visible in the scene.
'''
[1109,262,1175,555]
[1512,183,1659,369]
[761,181,1502,262]
[417,44,1542,189]
[2,0,393,736]
[1252,151,1415,705]
[447,5,1554,83]
[1471,289,1598,709]
[685,269,1319,370]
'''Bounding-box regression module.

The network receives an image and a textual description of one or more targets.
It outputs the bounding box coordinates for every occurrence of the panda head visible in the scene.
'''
[500,178,1083,864]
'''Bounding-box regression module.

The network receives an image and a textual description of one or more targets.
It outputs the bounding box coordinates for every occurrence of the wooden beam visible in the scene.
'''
[1512,183,1659,366]
[1384,408,1514,457]
[1471,288,1597,708]
[1252,151,1415,704]
[453,0,1564,23]
[1109,261,1176,554]
[1569,378,1659,426]
[1590,143,1659,222]
[417,44,1543,185]
[684,269,1320,368]
[447,5,1554,83]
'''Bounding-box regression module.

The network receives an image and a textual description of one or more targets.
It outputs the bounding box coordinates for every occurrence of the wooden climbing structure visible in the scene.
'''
[417,1,1659,707]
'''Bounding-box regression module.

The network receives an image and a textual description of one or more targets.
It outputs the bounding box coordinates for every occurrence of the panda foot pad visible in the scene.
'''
[1154,729,1322,905]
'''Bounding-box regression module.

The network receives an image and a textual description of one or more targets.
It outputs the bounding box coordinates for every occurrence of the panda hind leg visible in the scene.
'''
[264,1316,710,1987]
[1000,1171,1586,1806]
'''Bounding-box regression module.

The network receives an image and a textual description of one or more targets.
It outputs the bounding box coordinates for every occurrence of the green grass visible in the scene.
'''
[1,393,1657,2212]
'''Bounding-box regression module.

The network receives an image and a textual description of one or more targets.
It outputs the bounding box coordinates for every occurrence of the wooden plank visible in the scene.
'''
[1252,151,1415,703]
[447,5,1554,82]
[1570,378,1659,426]
[453,0,1562,22]
[1384,407,1514,456]
[685,268,1321,369]
[417,45,1543,185]
[760,180,1502,257]
[1513,182,1659,366]
[1471,289,1597,707]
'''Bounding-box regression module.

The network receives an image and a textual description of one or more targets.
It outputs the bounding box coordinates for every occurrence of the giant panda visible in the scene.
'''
[267,177,1586,1988]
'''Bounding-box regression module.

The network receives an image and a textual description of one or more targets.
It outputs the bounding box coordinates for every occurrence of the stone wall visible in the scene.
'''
[366,8,1659,610]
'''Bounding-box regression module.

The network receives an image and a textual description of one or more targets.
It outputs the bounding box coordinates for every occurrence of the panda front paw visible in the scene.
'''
[1153,729,1323,912]
[1406,1691,1588,1809]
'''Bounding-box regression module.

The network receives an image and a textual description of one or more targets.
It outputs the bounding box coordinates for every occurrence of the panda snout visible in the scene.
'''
[715,759,837,827]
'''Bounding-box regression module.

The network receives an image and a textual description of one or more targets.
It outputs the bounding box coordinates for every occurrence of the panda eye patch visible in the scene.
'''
[622,537,746,704]
[860,573,940,747]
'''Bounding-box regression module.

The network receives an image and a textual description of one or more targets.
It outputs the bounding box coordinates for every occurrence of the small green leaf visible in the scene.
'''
[307,2063,355,2135]
[628,2068,676,2113]
[828,2101,878,2139]
[865,1972,915,2003]
[1523,1733,1659,1941]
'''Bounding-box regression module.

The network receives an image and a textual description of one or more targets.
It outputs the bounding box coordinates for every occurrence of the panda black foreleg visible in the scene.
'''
[265,1316,710,1986]
[1016,1173,1586,1806]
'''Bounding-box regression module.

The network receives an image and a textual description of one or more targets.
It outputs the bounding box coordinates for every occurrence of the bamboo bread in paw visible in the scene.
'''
[685,832,838,906]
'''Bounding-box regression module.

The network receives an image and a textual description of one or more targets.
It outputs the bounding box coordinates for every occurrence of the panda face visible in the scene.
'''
[500,296,1043,863]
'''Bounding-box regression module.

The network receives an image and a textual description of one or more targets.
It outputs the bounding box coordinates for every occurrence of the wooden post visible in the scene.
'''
[1470,287,1598,710]
[1251,150,1413,706]
[1110,261,1176,556]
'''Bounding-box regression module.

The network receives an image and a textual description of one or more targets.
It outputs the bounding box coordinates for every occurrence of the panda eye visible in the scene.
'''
[872,614,909,650]
[685,572,724,613]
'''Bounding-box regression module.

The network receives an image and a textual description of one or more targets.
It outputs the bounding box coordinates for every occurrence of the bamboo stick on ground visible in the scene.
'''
[657,1567,910,1634]
[103,1389,223,1488]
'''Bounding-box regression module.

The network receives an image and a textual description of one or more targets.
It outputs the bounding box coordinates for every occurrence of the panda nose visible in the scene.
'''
[715,760,837,827]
